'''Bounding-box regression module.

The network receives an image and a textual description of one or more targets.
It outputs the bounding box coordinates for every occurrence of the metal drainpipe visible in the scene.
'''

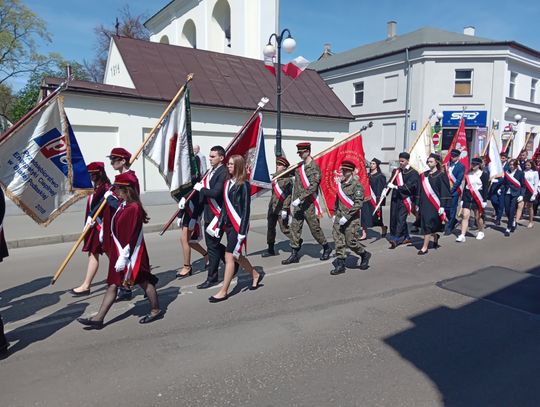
[403,48,412,150]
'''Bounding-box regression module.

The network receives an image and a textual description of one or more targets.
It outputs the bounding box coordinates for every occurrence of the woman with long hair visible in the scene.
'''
[455,157,489,242]
[77,172,162,328]
[417,153,451,254]
[360,158,387,239]
[208,155,261,303]
[502,159,525,237]
[71,162,111,296]
[522,159,539,228]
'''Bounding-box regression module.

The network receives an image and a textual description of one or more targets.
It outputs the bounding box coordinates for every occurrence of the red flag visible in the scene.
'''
[533,142,540,161]
[443,117,469,171]
[314,135,369,216]
[282,56,310,79]
[264,55,276,76]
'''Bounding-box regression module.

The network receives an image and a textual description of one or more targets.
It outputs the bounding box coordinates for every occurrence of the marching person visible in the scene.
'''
[515,150,530,223]
[502,159,525,237]
[208,155,262,302]
[489,152,509,225]
[417,154,451,254]
[444,149,465,235]
[192,146,227,289]
[386,152,420,249]
[262,156,292,257]
[455,157,489,242]
[1,186,9,356]
[330,160,371,275]
[360,158,388,239]
[71,162,111,297]
[522,159,539,228]
[282,142,332,264]
[77,172,162,329]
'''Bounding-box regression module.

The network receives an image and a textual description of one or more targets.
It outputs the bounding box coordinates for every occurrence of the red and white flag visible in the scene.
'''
[264,55,276,76]
[282,56,310,79]
[443,117,469,171]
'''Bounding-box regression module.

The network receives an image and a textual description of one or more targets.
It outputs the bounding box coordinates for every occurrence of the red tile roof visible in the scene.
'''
[45,36,353,120]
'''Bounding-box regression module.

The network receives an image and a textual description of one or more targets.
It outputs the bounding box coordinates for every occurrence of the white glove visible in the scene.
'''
[176,217,182,227]
[292,198,301,207]
[84,216,95,228]
[188,218,197,230]
[517,196,523,203]
[212,228,221,238]
[339,216,348,226]
[497,189,502,196]
[115,256,129,272]
[280,210,288,220]
[387,183,397,190]
[99,227,104,243]
[460,201,463,207]
[104,190,113,199]
[332,215,336,222]
[178,197,186,210]
[193,182,203,191]
[481,201,488,209]
[492,179,499,183]
[233,234,246,259]
[531,195,537,202]
[438,207,445,216]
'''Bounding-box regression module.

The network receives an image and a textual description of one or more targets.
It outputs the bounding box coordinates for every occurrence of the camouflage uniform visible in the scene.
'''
[290,160,327,249]
[332,176,366,259]
[267,172,292,245]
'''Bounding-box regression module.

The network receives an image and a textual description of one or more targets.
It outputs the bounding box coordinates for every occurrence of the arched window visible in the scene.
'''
[180,19,197,48]
[210,0,231,52]
[159,35,169,45]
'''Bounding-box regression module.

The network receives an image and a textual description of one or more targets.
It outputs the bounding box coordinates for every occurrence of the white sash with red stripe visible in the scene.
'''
[421,173,447,222]
[203,170,222,235]
[369,186,381,219]
[395,171,412,215]
[464,172,485,213]
[524,172,536,195]
[272,180,286,203]
[447,164,462,195]
[223,180,247,252]
[299,164,322,216]
[336,181,354,209]
[111,204,144,285]
[504,171,521,189]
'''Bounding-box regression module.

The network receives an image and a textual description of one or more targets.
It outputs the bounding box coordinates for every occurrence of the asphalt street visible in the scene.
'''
[1,215,540,407]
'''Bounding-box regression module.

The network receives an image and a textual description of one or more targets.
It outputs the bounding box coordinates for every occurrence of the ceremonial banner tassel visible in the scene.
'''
[51,74,194,285]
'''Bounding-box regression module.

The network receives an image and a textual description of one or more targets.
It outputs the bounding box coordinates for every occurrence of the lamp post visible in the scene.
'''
[264,29,296,157]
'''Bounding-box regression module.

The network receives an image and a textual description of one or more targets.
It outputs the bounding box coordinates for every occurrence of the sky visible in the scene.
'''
[10,0,540,90]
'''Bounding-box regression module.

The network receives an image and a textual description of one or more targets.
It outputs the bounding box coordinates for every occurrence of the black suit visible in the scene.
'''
[198,164,227,283]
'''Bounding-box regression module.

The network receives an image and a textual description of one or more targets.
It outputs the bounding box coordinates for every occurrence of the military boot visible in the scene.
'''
[261,244,276,257]
[281,248,300,265]
[320,243,332,260]
[358,251,371,270]
[330,258,346,275]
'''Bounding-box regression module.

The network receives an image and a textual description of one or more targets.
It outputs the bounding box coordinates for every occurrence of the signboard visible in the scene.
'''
[411,120,417,131]
[442,111,487,127]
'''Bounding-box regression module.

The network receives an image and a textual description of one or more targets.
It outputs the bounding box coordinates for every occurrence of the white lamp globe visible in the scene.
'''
[282,37,296,53]
[263,44,276,58]
[514,114,522,122]
[436,112,443,120]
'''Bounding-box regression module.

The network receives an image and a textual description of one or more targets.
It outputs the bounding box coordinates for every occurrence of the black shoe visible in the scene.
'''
[116,289,133,302]
[197,280,219,289]
[70,288,90,297]
[417,249,428,255]
[77,317,104,329]
[330,258,346,275]
[176,265,192,279]
[250,271,265,290]
[494,219,501,226]
[139,310,164,324]
[282,249,300,265]
[433,234,440,249]
[359,251,371,270]
[320,244,332,261]
[261,246,276,257]
[209,294,229,303]
[444,229,452,236]
[388,241,397,249]
[504,229,510,237]
[381,226,388,238]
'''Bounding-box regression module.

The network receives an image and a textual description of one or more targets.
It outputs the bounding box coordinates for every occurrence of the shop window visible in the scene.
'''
[531,79,537,103]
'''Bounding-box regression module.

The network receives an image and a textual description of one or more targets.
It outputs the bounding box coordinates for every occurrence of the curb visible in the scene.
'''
[6,212,267,249]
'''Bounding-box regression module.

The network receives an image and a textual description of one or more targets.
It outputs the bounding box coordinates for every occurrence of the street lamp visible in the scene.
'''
[264,29,296,157]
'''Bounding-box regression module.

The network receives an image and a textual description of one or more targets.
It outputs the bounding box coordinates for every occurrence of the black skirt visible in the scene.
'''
[461,190,480,210]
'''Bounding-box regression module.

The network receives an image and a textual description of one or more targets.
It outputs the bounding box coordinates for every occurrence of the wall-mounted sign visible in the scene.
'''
[442,111,487,127]
[411,120,417,131]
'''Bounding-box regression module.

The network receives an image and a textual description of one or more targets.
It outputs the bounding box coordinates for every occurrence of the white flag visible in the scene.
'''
[408,125,432,173]
[488,137,504,180]
[512,119,527,158]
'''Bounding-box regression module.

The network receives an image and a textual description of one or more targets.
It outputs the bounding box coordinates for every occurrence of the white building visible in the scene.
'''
[310,23,540,167]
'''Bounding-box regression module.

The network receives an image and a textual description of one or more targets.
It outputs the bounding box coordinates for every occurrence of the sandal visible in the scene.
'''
[176,264,192,279]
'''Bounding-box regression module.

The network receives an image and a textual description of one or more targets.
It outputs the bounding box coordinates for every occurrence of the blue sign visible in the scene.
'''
[442,110,487,127]
[411,120,417,131]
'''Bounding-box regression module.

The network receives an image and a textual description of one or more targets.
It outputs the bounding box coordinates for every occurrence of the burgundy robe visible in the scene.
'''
[82,182,110,255]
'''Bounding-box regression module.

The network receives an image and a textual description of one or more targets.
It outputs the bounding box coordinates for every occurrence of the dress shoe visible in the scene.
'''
[417,249,428,255]
[209,294,229,303]
[261,245,276,257]
[197,280,219,289]
[320,244,332,261]
[70,288,90,297]
[358,251,371,270]
[388,241,397,249]
[139,310,164,324]
[77,317,104,329]
[176,265,192,279]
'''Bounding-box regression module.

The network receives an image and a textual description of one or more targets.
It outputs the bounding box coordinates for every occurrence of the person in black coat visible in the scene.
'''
[417,154,451,254]
[502,159,525,236]
[360,158,388,239]
[208,155,262,303]
[0,187,9,356]
[192,146,228,289]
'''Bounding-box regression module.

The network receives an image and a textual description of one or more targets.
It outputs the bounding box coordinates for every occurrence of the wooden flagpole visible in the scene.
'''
[50,74,194,285]
[159,96,270,235]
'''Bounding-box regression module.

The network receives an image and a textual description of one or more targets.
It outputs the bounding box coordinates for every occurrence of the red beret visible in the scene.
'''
[113,172,138,190]
[276,156,290,167]
[87,162,105,173]
[107,147,132,161]
[296,142,311,152]
[340,160,356,171]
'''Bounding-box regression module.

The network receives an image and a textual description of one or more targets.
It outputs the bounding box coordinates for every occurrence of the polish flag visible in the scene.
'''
[264,55,276,76]
[282,56,310,79]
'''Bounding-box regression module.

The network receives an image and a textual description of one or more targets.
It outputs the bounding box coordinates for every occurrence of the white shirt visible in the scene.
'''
[524,169,539,195]
[465,169,483,191]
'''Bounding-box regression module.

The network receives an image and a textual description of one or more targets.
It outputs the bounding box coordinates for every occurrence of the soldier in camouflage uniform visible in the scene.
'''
[282,142,332,265]
[262,156,292,257]
[331,160,371,275]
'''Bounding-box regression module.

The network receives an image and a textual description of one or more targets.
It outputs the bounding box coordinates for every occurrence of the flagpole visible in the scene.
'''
[159,96,270,235]
[51,74,194,285]
[481,127,495,157]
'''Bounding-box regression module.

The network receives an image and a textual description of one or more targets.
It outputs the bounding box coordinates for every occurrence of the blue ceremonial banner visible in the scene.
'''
[442,111,488,127]
[0,96,92,225]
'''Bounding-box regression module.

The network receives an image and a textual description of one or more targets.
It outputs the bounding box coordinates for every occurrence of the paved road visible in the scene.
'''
[1,217,539,406]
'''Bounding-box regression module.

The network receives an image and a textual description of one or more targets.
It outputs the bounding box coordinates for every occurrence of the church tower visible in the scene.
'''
[144,0,278,60]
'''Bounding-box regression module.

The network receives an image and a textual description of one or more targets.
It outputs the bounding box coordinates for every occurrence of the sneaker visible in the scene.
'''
[527,222,534,229]
[504,229,510,237]
[455,234,466,243]
[476,231,485,240]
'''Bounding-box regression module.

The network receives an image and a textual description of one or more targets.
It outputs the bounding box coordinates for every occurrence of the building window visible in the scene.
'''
[383,74,398,102]
[531,79,537,103]
[353,82,364,106]
[454,69,472,95]
[509,72,517,98]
